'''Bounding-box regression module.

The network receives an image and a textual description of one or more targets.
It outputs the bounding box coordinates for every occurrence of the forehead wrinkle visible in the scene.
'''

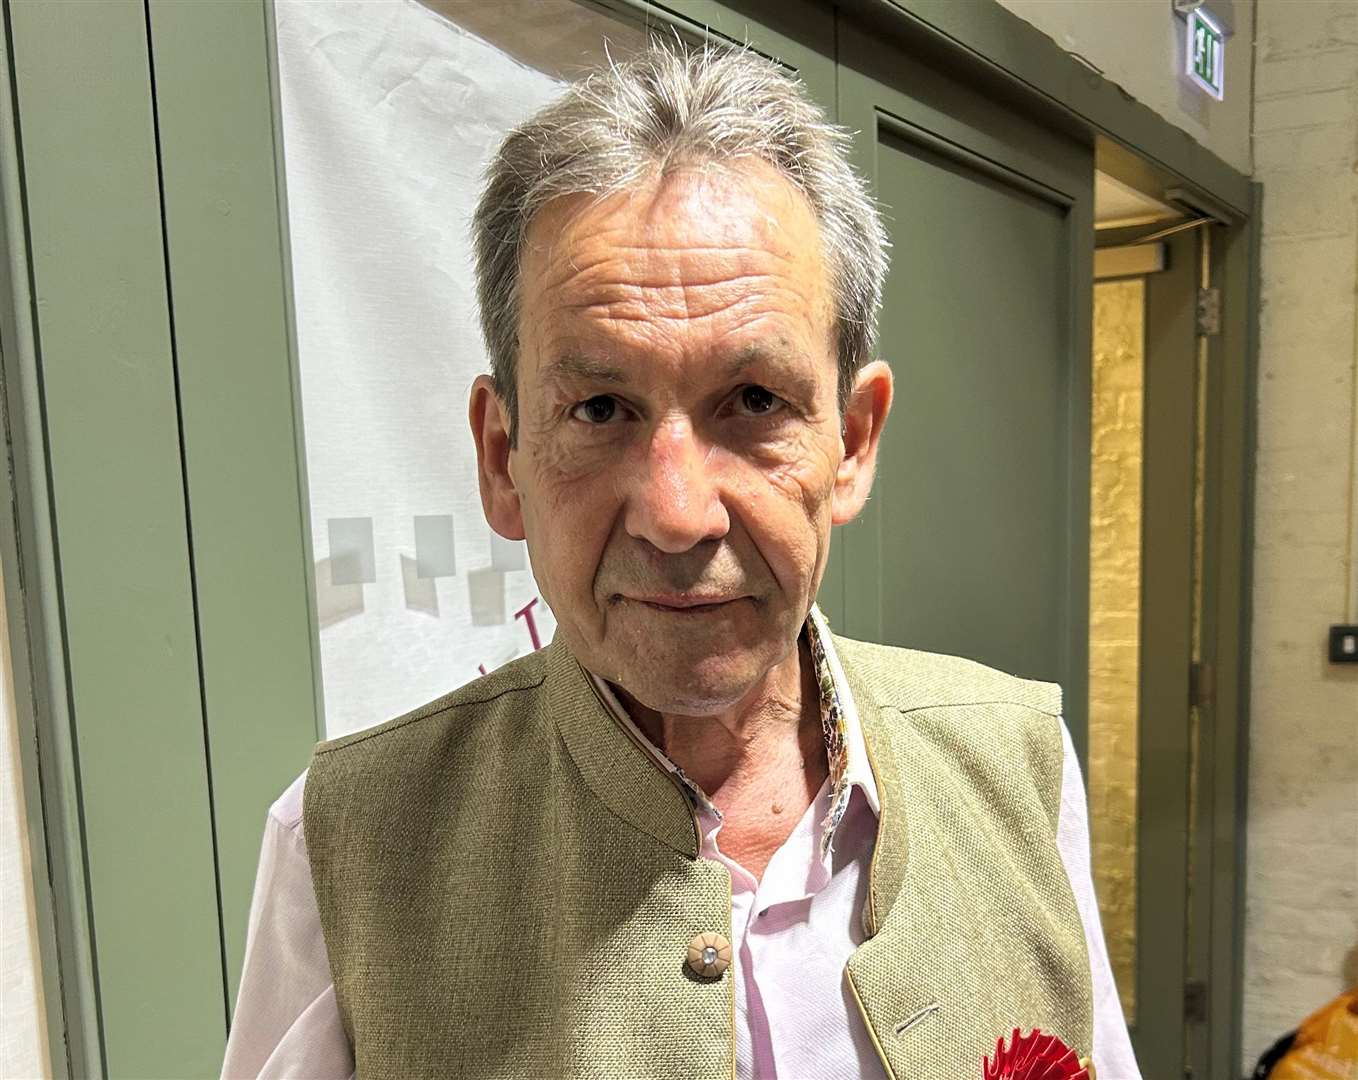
[560,270,790,298]
[538,244,803,299]
[522,160,824,291]
[551,267,816,328]
[561,288,794,326]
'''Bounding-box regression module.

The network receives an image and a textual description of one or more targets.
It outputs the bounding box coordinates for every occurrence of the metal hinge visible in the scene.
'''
[1196,287,1221,336]
[1189,661,1215,708]
[1184,979,1208,1023]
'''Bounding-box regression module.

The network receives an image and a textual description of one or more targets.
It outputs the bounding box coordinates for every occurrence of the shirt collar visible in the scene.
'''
[586,603,881,852]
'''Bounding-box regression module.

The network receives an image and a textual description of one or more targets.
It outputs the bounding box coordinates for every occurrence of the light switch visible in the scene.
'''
[1329,625,1358,664]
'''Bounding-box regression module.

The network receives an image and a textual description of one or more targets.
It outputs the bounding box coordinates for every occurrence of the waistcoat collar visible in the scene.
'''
[834,642,911,938]
[547,635,702,858]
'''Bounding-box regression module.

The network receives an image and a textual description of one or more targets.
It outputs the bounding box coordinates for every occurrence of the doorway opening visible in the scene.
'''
[1089,142,1239,1079]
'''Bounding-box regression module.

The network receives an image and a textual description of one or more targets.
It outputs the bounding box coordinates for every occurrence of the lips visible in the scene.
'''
[630,594,740,611]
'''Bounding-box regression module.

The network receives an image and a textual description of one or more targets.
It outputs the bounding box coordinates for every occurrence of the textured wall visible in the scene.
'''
[994,0,1254,175]
[1089,279,1145,1025]
[1242,0,1358,1070]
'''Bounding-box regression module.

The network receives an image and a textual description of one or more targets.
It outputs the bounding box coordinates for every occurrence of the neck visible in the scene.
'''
[613,634,829,878]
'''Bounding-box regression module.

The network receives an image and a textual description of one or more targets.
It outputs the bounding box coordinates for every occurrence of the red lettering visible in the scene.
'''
[514,597,543,650]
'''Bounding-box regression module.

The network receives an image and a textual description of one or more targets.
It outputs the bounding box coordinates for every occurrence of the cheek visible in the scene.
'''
[763,426,840,516]
[517,444,620,600]
[731,430,839,586]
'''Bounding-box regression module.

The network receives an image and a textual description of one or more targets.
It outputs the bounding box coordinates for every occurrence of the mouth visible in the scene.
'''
[625,594,745,613]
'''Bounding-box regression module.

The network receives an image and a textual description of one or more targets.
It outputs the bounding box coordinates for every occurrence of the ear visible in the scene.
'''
[831,360,893,526]
[469,374,526,540]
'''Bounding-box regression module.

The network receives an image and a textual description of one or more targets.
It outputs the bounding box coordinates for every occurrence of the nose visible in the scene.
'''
[623,416,730,554]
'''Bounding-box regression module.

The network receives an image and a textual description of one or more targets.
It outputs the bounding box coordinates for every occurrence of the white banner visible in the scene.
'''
[275,0,569,737]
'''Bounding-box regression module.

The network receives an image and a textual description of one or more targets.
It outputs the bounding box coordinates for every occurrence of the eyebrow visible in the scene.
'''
[721,342,812,381]
[541,341,821,393]
[541,352,628,386]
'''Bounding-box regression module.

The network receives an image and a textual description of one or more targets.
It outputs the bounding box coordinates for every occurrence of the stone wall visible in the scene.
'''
[1241,0,1358,1069]
[1089,278,1146,1024]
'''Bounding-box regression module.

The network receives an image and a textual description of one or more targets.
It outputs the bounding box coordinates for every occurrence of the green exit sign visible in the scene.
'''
[1187,8,1225,100]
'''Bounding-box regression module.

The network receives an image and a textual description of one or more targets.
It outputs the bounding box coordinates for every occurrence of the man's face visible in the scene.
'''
[471,161,890,714]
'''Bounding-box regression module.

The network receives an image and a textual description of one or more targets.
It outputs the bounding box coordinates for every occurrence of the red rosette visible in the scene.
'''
[983,1028,1089,1080]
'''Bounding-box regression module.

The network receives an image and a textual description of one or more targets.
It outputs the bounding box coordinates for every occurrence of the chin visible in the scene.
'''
[569,596,803,714]
[623,681,744,717]
[613,647,772,716]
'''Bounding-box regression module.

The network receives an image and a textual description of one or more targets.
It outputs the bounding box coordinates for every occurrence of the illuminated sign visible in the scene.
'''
[1187,8,1225,100]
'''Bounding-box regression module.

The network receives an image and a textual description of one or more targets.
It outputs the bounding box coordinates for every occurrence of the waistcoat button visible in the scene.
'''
[686,932,731,978]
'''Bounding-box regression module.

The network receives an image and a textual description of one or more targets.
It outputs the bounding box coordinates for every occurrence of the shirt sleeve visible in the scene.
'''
[1055,719,1143,1080]
[221,771,355,1080]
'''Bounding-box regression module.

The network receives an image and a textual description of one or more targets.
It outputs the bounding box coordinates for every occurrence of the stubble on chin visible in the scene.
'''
[599,602,799,715]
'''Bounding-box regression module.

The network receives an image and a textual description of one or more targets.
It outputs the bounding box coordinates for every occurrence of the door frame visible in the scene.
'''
[1127,224,1203,1077]
[0,0,1257,1076]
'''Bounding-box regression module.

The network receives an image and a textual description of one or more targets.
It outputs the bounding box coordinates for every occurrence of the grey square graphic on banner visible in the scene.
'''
[414,515,456,579]
[328,517,376,585]
[468,567,506,626]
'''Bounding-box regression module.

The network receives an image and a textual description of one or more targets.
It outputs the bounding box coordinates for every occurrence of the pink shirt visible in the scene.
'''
[716,782,884,1076]
[222,614,1141,1078]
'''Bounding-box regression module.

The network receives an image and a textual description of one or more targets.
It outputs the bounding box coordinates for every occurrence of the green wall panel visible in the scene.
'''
[8,0,226,1074]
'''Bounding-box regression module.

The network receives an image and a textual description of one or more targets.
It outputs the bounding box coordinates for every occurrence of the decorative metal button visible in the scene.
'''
[1079,1057,1096,1080]
[686,931,731,978]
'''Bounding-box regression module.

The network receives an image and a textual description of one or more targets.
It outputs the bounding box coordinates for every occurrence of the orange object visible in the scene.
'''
[1269,988,1358,1080]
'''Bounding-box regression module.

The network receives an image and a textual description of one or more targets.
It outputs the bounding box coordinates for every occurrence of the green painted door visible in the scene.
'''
[833,16,1096,752]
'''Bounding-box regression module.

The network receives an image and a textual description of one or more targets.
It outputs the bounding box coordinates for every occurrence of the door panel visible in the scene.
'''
[835,15,1095,750]
[875,126,1071,683]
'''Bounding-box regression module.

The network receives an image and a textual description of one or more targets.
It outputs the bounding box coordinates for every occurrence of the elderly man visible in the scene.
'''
[224,41,1139,1080]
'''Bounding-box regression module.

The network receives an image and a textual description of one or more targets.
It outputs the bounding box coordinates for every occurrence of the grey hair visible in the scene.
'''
[472,38,888,440]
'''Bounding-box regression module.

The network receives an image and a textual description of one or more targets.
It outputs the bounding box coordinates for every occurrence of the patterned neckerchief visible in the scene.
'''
[805,610,853,855]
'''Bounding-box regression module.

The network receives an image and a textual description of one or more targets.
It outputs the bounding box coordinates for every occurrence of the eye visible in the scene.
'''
[570,395,622,424]
[734,385,784,417]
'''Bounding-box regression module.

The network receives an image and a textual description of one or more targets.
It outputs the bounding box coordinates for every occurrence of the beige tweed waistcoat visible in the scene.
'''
[303,632,1093,1079]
